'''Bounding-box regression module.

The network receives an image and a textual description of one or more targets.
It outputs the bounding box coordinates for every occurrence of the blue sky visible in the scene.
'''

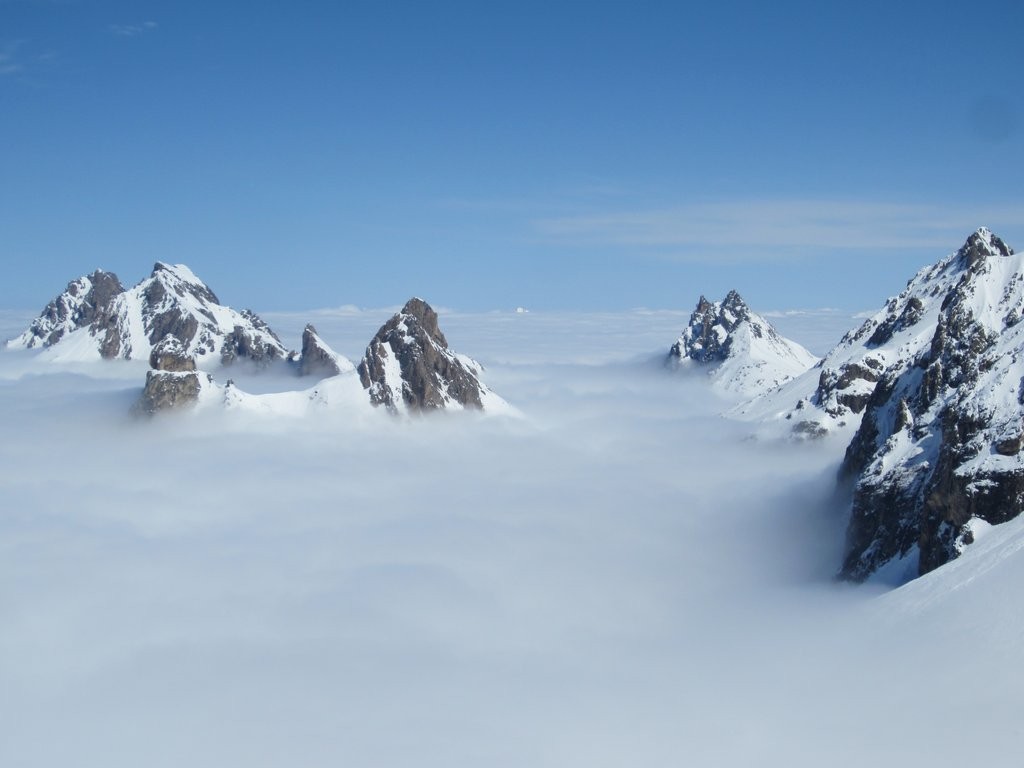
[2,0,1022,313]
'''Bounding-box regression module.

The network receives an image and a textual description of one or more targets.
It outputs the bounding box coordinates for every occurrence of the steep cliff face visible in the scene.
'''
[357,298,504,413]
[667,290,818,396]
[134,336,209,415]
[8,263,286,366]
[836,228,1024,581]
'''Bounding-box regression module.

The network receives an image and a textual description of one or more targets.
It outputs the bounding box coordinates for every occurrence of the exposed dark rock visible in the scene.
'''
[134,337,204,415]
[297,324,343,378]
[149,336,196,372]
[134,370,204,415]
[667,290,817,396]
[220,311,287,366]
[9,262,287,366]
[9,270,125,349]
[837,228,1024,582]
[669,290,751,364]
[357,298,485,412]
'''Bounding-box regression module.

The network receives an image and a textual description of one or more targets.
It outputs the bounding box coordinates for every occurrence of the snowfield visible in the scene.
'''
[1,307,1022,768]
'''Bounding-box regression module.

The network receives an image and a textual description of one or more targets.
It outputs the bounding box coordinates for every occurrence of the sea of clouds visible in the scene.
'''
[2,307,1022,767]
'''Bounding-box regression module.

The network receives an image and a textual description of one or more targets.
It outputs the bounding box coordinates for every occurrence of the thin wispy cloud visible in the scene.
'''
[0,42,23,75]
[110,21,158,37]
[536,200,1024,260]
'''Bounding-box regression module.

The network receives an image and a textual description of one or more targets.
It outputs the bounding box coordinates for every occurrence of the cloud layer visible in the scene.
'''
[2,310,1022,767]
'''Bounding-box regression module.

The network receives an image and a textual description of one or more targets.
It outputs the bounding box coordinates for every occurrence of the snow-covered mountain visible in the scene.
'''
[667,290,818,396]
[834,228,1024,581]
[732,233,1007,440]
[357,298,510,413]
[7,263,287,367]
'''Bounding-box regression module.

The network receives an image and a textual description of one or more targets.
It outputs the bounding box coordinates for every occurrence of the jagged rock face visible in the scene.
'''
[671,291,752,364]
[357,298,486,412]
[296,324,350,378]
[149,336,196,372]
[134,337,204,415]
[667,290,818,396]
[135,370,204,415]
[837,228,1024,581]
[8,263,286,366]
[8,270,125,349]
[738,230,1014,440]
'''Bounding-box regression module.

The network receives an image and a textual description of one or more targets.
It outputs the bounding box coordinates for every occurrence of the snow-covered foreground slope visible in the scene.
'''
[2,308,1020,767]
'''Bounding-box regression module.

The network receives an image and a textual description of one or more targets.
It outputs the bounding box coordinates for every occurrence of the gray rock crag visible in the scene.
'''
[7,270,125,349]
[669,290,751,364]
[8,262,286,366]
[667,290,818,396]
[134,336,206,415]
[733,231,1013,438]
[836,228,1024,581]
[296,324,351,378]
[357,298,486,412]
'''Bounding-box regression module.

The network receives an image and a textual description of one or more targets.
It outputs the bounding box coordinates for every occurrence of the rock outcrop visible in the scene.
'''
[295,324,354,378]
[836,228,1024,581]
[9,270,125,349]
[8,263,286,366]
[134,336,208,415]
[667,290,818,396]
[357,298,496,413]
[732,233,1003,439]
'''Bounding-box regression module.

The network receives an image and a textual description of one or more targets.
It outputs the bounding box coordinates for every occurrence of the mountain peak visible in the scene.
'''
[668,291,817,396]
[957,227,1013,267]
[399,297,446,348]
[9,263,285,365]
[357,298,502,413]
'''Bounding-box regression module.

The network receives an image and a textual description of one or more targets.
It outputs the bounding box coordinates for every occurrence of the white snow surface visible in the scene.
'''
[733,227,1019,438]
[3,306,1024,767]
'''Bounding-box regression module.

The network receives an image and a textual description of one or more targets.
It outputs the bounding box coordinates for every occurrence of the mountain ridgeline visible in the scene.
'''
[8,266,502,416]
[667,290,818,396]
[10,229,1024,585]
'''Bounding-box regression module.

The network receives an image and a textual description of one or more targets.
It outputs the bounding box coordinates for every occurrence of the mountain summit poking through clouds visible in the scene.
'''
[667,290,818,397]
[357,297,510,414]
[835,228,1024,582]
[7,263,287,367]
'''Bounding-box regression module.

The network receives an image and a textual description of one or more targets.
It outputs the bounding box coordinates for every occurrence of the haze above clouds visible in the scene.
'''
[3,309,1023,767]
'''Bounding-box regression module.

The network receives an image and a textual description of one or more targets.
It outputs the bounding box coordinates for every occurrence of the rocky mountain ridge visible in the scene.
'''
[835,228,1024,581]
[7,263,286,366]
[667,290,818,396]
[357,298,506,413]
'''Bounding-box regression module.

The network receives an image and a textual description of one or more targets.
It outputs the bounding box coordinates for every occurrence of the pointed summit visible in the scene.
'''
[7,263,286,365]
[956,227,1013,267]
[296,324,354,378]
[7,270,125,350]
[834,229,1024,581]
[668,290,816,395]
[357,297,505,413]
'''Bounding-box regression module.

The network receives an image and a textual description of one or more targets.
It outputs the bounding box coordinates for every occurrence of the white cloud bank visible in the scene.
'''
[1,310,1022,767]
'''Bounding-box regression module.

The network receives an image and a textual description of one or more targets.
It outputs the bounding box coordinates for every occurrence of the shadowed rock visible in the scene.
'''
[297,324,343,378]
[134,337,204,415]
[357,298,485,413]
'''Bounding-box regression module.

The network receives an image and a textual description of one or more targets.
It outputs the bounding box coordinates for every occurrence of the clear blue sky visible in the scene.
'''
[2,0,1022,313]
